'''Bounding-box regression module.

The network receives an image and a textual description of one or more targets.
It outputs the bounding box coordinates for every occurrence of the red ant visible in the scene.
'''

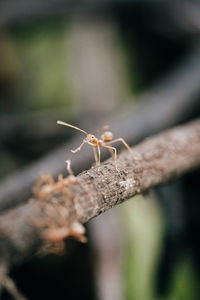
[57,120,139,170]
[33,161,87,253]
[33,160,76,199]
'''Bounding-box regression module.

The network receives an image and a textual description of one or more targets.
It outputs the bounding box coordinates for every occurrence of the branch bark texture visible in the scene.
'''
[0,119,200,271]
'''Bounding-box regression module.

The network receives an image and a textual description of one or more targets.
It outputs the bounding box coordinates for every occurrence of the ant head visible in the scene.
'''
[101,131,113,142]
[86,134,97,143]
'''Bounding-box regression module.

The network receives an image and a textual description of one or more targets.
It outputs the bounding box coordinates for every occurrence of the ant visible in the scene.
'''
[33,160,87,253]
[33,160,76,199]
[57,120,139,170]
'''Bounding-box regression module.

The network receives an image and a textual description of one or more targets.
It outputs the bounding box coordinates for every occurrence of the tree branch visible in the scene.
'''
[0,119,200,272]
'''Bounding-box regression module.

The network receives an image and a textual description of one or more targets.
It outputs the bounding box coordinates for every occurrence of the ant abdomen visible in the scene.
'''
[101,131,113,142]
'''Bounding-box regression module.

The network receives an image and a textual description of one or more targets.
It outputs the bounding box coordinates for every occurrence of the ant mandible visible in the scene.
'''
[57,120,139,170]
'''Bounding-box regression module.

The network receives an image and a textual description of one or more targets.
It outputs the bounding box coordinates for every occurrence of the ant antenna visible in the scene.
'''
[57,120,88,135]
[91,125,109,135]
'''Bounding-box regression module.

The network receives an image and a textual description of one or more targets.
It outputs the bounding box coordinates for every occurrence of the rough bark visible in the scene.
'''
[0,119,200,272]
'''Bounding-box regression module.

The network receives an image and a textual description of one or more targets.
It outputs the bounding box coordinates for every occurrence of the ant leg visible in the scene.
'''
[84,141,99,166]
[92,146,98,165]
[102,144,119,171]
[97,145,101,166]
[71,140,86,153]
[106,142,115,158]
[108,138,140,160]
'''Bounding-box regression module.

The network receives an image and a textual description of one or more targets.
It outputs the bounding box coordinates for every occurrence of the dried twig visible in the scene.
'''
[0,119,200,272]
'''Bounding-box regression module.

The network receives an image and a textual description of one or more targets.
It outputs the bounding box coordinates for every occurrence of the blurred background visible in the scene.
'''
[0,0,200,299]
